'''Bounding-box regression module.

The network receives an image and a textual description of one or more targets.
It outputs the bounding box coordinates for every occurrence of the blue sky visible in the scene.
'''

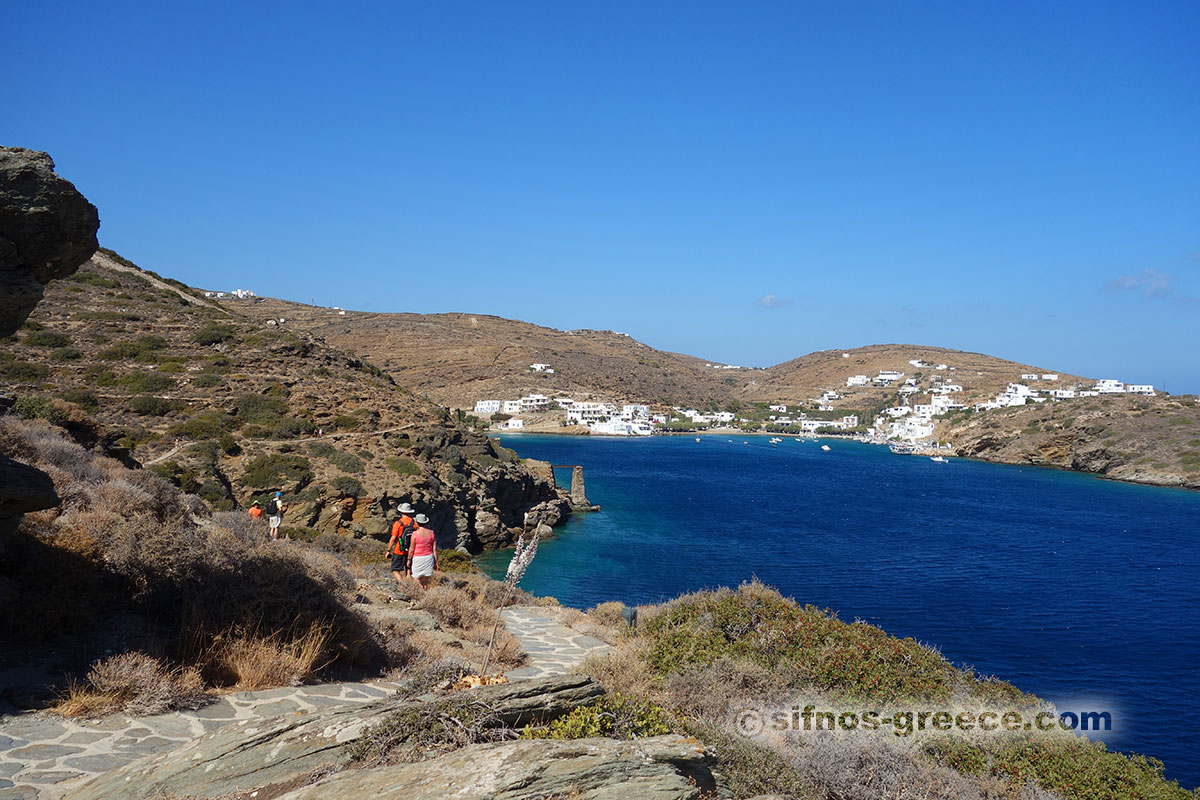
[8,1,1199,391]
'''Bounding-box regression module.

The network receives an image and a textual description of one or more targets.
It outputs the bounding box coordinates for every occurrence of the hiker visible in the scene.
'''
[267,491,285,540]
[407,513,438,590]
[248,501,263,520]
[385,502,416,585]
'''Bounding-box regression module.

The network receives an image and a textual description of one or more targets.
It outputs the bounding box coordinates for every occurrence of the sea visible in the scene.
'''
[478,434,1200,788]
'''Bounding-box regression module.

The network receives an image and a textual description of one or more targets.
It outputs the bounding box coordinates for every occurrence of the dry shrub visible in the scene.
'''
[547,605,623,644]
[189,621,333,689]
[419,584,496,631]
[587,600,627,628]
[56,652,208,718]
[579,637,660,699]
[0,418,384,675]
[782,731,1040,800]
[208,510,268,544]
[665,657,780,721]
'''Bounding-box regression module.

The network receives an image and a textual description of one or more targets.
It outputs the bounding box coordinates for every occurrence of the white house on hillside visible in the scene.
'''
[502,400,522,414]
[473,400,501,414]
[846,375,868,387]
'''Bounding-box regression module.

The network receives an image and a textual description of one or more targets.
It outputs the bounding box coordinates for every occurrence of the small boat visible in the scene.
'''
[930,456,947,463]
[821,444,831,451]
[695,437,701,442]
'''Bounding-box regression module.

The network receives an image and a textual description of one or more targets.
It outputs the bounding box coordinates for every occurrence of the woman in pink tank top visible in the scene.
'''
[407,513,438,589]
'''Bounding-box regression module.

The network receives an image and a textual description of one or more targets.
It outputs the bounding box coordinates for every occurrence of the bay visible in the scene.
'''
[478,434,1200,788]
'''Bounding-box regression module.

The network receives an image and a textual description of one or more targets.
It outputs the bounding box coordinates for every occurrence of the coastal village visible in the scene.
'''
[471,358,1158,447]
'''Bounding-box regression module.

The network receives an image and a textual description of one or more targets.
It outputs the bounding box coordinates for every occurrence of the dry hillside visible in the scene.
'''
[1,250,565,553]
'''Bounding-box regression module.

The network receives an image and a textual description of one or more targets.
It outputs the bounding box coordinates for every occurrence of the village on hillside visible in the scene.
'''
[468,359,1158,445]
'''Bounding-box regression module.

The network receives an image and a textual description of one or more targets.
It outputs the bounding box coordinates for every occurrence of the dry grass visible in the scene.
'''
[185,621,334,689]
[579,636,660,699]
[55,652,208,718]
[1,417,385,689]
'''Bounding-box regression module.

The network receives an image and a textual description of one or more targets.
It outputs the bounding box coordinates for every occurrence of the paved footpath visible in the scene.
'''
[0,679,402,800]
[500,605,612,681]
[0,607,613,800]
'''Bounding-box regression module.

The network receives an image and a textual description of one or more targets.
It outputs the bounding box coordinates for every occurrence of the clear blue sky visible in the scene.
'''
[9,1,1199,392]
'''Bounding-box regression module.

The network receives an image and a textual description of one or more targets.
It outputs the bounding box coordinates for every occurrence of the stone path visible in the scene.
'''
[0,679,402,800]
[500,606,612,681]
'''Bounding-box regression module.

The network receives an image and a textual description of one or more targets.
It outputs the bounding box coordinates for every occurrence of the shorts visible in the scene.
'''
[268,515,282,527]
[391,553,408,573]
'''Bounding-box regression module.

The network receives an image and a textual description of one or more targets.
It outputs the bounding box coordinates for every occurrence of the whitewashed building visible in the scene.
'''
[1127,384,1156,396]
[1095,380,1126,394]
[623,404,650,418]
[519,394,551,412]
[1042,374,1059,381]
[502,400,522,414]
[875,370,904,385]
[530,363,554,372]
[846,375,869,387]
[473,400,501,414]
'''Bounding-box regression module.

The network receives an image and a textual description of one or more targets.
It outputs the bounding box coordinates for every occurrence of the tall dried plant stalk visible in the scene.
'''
[481,521,541,675]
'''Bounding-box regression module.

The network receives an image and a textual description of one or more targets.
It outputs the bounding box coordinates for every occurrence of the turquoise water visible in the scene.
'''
[479,434,1200,787]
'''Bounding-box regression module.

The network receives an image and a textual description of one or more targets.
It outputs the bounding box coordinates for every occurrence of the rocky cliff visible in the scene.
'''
[941,393,1200,490]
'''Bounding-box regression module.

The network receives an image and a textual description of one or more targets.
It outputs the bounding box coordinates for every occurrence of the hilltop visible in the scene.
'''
[228,297,1090,413]
[236,296,741,409]
[1,249,566,552]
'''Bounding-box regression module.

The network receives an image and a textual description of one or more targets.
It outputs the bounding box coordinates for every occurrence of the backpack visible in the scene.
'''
[392,516,415,555]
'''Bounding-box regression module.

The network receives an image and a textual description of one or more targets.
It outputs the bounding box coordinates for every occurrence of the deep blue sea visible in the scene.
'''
[479,434,1200,788]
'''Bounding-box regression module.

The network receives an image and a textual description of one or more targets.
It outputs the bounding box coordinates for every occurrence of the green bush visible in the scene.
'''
[15,396,70,427]
[118,372,175,393]
[194,324,237,346]
[0,360,50,381]
[24,330,70,348]
[59,388,99,411]
[168,411,237,440]
[76,310,141,322]
[218,433,241,455]
[50,347,82,362]
[521,695,671,740]
[330,476,363,497]
[642,582,958,702]
[191,373,221,388]
[308,441,336,458]
[386,456,421,476]
[63,270,121,289]
[242,454,313,489]
[98,341,146,360]
[128,395,181,416]
[234,394,290,424]
[330,450,364,473]
[333,414,359,430]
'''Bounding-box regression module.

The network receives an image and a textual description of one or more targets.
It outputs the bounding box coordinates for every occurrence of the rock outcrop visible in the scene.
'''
[279,735,716,800]
[0,146,98,538]
[0,453,58,537]
[0,146,99,337]
[63,674,605,800]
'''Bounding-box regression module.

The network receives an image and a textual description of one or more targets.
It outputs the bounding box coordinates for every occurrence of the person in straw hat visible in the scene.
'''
[385,502,416,586]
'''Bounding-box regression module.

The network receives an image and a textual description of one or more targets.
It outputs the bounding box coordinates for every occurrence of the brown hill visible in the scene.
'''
[233,297,740,410]
[229,299,1097,416]
[1,250,564,552]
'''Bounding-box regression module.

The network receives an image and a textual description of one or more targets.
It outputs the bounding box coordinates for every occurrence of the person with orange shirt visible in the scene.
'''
[385,502,416,585]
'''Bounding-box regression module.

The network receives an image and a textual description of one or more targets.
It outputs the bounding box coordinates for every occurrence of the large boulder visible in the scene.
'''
[0,146,100,337]
[0,452,58,537]
[0,146,99,537]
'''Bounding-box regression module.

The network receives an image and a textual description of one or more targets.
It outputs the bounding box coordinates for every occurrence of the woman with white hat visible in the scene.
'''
[407,513,438,589]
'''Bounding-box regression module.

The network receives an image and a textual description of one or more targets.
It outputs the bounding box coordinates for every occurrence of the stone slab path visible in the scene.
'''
[0,678,402,800]
[500,605,612,681]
